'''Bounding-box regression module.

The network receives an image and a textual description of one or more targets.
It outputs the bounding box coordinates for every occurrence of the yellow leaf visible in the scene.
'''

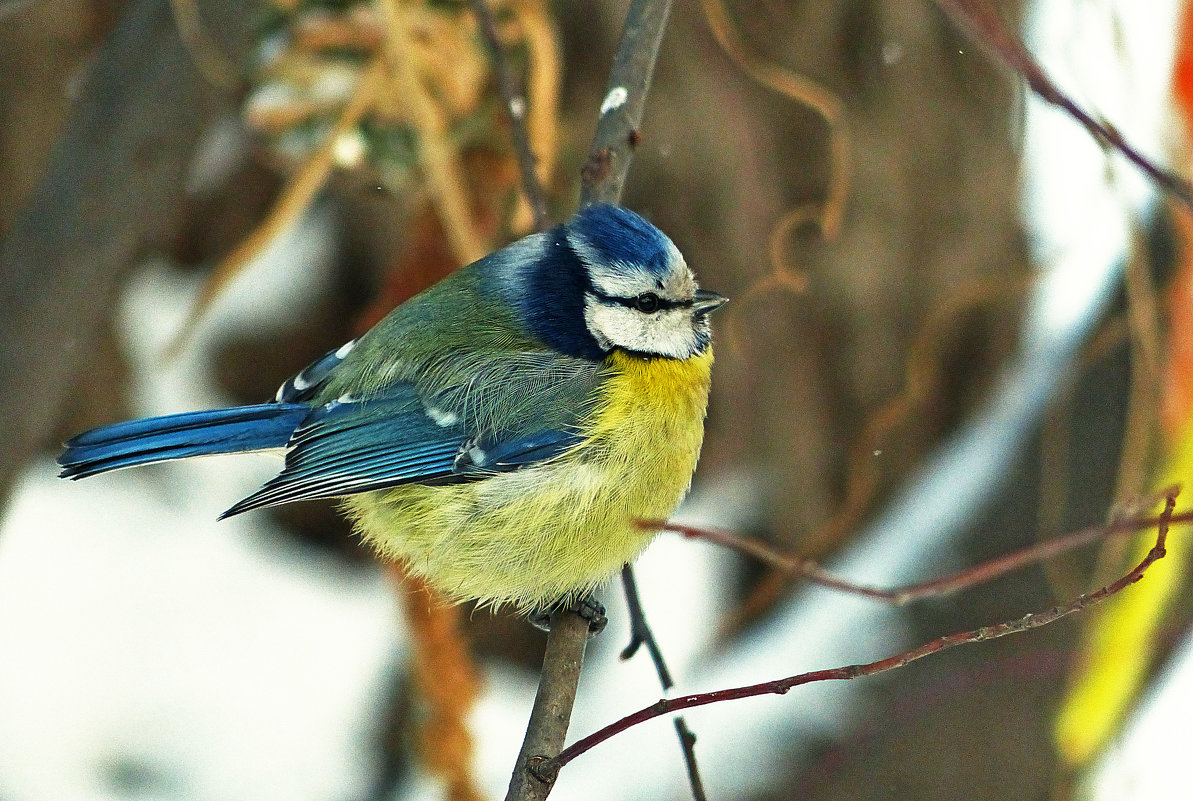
[1053,424,1193,765]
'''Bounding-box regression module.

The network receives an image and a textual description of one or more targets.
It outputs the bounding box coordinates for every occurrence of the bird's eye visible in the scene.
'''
[634,292,661,313]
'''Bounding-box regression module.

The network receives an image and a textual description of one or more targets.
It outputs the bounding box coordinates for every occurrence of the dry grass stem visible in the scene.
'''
[169,55,388,354]
[378,0,487,265]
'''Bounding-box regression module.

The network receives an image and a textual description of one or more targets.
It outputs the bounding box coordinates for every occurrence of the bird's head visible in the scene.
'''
[508,204,726,361]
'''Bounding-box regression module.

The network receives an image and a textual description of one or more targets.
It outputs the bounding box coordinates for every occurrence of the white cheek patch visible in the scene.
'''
[584,301,616,351]
[584,296,702,359]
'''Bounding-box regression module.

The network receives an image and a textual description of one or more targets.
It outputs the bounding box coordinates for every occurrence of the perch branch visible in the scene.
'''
[503,1,674,799]
[579,0,674,206]
[505,609,593,801]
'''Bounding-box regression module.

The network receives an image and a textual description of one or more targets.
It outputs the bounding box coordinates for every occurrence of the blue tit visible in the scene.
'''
[59,204,726,612]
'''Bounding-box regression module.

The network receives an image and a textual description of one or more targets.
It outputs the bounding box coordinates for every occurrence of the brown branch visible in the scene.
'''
[723,278,1031,631]
[504,2,674,799]
[699,0,848,241]
[649,498,1190,605]
[513,1,563,232]
[545,491,1177,772]
[505,609,593,801]
[578,0,674,206]
[932,0,1193,212]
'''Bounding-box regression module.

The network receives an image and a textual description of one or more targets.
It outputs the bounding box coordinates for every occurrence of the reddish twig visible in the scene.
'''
[932,0,1193,212]
[647,500,1190,606]
[541,491,1177,773]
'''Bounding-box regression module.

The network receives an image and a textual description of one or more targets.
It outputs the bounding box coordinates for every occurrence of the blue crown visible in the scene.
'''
[570,204,672,277]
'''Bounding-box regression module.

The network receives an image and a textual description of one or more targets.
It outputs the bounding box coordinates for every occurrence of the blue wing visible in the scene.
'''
[61,329,596,516]
[220,385,582,518]
[59,339,361,480]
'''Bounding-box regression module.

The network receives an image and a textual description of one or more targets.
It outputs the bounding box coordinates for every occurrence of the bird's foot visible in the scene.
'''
[529,595,607,636]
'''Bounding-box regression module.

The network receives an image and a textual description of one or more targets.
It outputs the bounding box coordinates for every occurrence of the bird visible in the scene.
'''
[59,203,726,614]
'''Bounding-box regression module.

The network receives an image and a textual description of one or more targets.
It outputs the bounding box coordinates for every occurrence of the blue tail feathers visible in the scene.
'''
[58,403,309,480]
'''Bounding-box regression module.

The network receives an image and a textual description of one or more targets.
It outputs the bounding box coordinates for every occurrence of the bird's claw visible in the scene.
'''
[530,596,607,636]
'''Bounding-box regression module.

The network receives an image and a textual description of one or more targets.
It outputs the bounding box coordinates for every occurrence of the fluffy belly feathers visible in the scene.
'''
[344,348,714,609]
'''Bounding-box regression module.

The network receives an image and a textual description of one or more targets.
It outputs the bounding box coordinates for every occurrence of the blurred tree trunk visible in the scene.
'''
[0,0,255,502]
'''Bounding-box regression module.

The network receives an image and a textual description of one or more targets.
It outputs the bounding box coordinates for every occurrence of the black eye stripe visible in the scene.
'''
[592,290,685,311]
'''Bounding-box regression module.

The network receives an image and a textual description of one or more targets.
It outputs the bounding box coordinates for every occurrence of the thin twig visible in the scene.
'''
[699,0,848,240]
[672,718,706,801]
[470,0,551,231]
[619,565,672,682]
[619,566,706,801]
[932,0,1193,212]
[724,278,1030,629]
[650,501,1191,606]
[504,1,675,798]
[701,0,845,362]
[546,492,1177,770]
[513,1,563,231]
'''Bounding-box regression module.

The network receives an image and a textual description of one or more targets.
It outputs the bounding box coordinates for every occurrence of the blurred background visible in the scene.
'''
[1,0,1191,798]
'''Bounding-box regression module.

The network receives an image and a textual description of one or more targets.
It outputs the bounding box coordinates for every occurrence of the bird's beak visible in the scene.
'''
[692,289,728,316]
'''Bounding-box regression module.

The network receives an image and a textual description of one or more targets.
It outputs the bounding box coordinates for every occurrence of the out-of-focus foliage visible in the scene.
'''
[245,1,490,190]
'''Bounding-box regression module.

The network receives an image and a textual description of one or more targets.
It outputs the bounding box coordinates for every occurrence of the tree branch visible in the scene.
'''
[579,0,674,207]
[470,0,551,232]
[505,609,593,801]
[619,566,706,801]
[503,1,674,798]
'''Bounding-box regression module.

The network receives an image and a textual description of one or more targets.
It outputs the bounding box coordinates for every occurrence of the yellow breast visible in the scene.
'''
[344,348,714,610]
